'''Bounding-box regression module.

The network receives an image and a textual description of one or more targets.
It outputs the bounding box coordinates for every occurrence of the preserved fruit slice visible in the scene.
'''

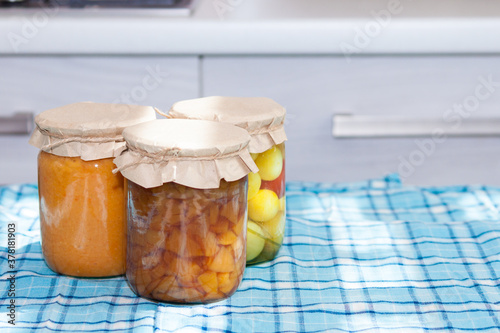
[255,146,283,181]
[248,189,279,222]
[260,159,285,198]
[246,221,266,261]
[260,211,285,240]
[248,172,261,200]
[246,143,286,265]
[209,246,236,273]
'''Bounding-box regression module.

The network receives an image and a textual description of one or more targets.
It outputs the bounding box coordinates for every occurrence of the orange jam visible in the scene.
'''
[126,177,247,303]
[38,151,126,277]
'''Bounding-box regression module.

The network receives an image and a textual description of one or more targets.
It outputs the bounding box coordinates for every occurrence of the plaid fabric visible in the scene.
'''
[1,174,500,332]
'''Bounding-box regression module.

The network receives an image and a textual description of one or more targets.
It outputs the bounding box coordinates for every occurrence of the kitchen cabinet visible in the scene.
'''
[0,56,199,184]
[202,55,500,185]
[3,54,500,186]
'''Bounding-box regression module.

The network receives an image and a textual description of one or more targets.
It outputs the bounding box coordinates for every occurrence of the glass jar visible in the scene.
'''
[246,142,285,264]
[30,102,157,277]
[114,119,257,303]
[126,178,247,303]
[169,96,287,265]
[38,151,126,277]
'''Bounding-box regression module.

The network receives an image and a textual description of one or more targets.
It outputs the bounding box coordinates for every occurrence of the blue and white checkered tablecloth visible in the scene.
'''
[2,174,500,332]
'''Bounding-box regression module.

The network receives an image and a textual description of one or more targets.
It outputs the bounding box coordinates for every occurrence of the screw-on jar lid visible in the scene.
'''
[169,96,287,153]
[29,102,157,161]
[113,119,258,189]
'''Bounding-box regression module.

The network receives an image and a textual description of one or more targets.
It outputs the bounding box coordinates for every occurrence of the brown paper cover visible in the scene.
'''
[168,96,287,153]
[113,119,258,189]
[29,102,157,161]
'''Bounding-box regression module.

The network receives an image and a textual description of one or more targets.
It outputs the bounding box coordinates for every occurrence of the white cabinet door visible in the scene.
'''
[202,56,500,185]
[0,56,199,185]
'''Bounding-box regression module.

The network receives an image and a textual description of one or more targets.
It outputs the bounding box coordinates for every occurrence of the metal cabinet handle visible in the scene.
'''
[0,112,34,135]
[333,114,500,138]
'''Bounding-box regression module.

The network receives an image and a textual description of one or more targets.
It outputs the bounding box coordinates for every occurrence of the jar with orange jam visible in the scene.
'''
[113,119,257,303]
[29,102,156,277]
[169,96,287,265]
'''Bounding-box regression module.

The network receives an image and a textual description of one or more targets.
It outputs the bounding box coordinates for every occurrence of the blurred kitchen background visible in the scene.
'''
[1,0,500,185]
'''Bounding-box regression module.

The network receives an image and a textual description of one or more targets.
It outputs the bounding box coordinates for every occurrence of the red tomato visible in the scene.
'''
[260,159,285,198]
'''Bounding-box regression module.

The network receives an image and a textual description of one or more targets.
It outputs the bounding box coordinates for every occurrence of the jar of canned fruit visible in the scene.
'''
[169,96,287,265]
[29,102,157,277]
[113,119,258,303]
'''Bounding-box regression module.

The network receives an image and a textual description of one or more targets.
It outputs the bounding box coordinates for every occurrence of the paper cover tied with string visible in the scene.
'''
[113,119,258,189]
[29,102,157,160]
[168,96,287,154]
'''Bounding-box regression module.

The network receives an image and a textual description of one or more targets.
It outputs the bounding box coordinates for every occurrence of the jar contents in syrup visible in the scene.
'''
[246,143,286,264]
[126,178,247,303]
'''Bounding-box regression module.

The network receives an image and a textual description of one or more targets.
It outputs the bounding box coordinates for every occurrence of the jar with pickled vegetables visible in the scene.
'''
[113,119,258,303]
[169,96,287,265]
[29,102,156,277]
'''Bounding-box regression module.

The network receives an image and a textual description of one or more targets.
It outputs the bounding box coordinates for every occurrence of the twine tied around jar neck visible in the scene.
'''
[112,144,244,175]
[36,124,124,151]
[246,123,284,136]
[163,105,285,136]
[154,107,172,119]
